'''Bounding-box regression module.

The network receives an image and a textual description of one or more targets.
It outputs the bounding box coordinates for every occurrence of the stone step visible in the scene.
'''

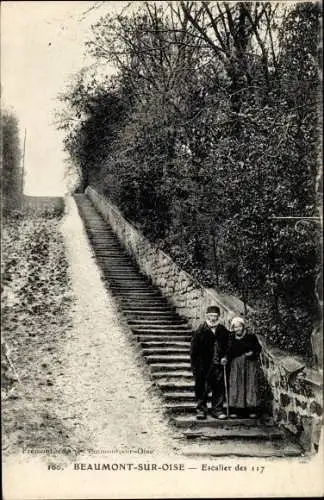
[84,221,107,226]
[118,299,172,306]
[100,264,141,268]
[105,274,146,279]
[100,262,139,266]
[107,281,154,287]
[180,440,302,458]
[111,291,162,297]
[112,294,164,301]
[100,264,139,268]
[134,331,192,338]
[155,380,194,391]
[89,238,116,241]
[104,269,145,274]
[144,354,190,364]
[89,234,118,238]
[113,281,146,290]
[124,310,176,316]
[104,267,143,272]
[123,305,174,311]
[96,255,128,259]
[165,401,197,413]
[142,347,190,356]
[131,319,184,325]
[95,251,124,255]
[137,336,191,343]
[151,370,193,379]
[124,309,183,316]
[164,391,195,401]
[90,239,120,242]
[132,325,191,331]
[172,415,264,428]
[133,331,192,338]
[96,266,134,273]
[140,340,191,348]
[104,270,142,274]
[104,276,148,281]
[96,253,126,257]
[87,230,112,233]
[90,236,117,239]
[89,233,116,236]
[165,402,276,422]
[149,363,192,372]
[91,238,117,243]
[142,342,189,350]
[124,306,176,313]
[123,304,177,310]
[183,426,282,441]
[106,277,149,282]
[106,276,145,281]
[97,258,131,263]
[92,243,121,248]
[109,286,157,293]
[93,244,127,249]
[128,319,187,326]
[104,284,155,293]
[114,292,164,298]
[96,257,131,261]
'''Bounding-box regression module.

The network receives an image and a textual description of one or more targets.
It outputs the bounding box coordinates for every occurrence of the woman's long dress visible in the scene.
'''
[228,334,262,409]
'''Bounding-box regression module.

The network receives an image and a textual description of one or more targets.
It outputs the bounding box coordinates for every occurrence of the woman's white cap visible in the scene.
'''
[230,316,245,329]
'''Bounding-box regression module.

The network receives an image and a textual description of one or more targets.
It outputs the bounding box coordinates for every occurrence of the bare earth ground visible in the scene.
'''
[2,197,181,467]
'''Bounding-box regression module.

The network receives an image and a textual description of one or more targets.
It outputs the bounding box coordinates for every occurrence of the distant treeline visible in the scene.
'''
[57,2,322,358]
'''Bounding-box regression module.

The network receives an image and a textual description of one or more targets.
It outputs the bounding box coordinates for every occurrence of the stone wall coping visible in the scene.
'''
[304,368,323,388]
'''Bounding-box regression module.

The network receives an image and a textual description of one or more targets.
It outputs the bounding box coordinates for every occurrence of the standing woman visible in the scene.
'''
[227,317,262,418]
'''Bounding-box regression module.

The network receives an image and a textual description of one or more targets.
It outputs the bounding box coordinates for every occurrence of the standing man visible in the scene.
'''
[190,305,231,420]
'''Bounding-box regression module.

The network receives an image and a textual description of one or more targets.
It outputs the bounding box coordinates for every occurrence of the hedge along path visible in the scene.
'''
[58,196,180,457]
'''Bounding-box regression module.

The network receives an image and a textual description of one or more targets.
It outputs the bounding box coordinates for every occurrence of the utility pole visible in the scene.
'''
[20,128,26,208]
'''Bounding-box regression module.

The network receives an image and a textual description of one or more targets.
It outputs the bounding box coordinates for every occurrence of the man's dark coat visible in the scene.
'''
[190,322,231,376]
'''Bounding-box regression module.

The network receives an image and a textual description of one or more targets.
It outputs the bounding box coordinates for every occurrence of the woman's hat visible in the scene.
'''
[206,306,220,315]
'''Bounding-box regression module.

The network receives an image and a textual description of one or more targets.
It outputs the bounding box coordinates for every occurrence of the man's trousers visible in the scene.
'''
[194,365,225,412]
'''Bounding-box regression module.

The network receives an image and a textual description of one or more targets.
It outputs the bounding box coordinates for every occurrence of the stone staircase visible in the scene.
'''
[74,194,302,458]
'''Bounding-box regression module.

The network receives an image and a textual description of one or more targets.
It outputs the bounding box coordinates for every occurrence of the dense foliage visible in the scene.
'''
[1,109,23,214]
[57,2,322,359]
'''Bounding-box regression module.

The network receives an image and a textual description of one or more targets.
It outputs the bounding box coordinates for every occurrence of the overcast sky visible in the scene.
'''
[1,1,138,195]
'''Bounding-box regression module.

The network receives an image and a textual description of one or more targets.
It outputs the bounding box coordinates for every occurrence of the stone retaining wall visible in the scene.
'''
[85,186,323,453]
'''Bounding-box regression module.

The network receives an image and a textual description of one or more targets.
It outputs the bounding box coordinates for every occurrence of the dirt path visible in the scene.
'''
[56,196,180,457]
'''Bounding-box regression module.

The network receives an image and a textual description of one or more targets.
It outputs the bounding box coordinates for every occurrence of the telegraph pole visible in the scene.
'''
[20,128,26,207]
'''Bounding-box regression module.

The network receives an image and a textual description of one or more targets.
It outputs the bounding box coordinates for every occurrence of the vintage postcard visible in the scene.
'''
[1,1,323,498]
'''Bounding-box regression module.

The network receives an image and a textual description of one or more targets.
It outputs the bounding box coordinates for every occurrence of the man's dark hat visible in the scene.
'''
[206,306,220,314]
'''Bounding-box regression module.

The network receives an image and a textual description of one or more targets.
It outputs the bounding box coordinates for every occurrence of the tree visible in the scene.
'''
[58,2,321,358]
[1,109,22,214]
